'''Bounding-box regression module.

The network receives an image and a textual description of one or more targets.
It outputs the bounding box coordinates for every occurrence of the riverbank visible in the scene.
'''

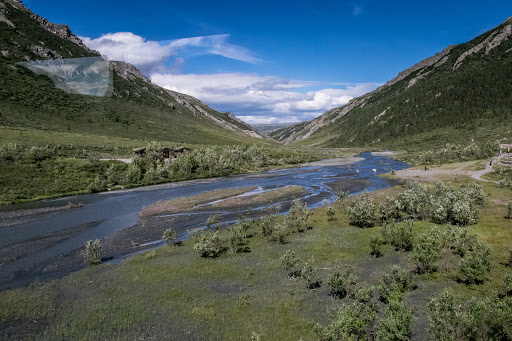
[1,159,510,340]
[1,153,403,291]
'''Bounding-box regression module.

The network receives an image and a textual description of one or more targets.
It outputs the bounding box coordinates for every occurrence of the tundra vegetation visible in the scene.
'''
[1,161,512,341]
[0,141,324,204]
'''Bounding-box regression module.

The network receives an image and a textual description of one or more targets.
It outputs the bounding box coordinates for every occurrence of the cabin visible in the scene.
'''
[132,146,193,159]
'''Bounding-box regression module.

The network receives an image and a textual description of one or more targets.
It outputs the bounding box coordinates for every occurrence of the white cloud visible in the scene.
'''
[151,72,378,123]
[81,32,261,74]
[353,6,363,16]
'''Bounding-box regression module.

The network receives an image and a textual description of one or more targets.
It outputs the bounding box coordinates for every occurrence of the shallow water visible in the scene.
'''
[0,152,408,289]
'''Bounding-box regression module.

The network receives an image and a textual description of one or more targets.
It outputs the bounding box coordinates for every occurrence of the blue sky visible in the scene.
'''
[24,0,512,123]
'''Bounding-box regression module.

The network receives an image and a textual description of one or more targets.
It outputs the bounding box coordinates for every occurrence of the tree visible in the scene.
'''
[327,266,358,298]
[369,236,383,258]
[348,192,375,227]
[458,240,492,284]
[229,224,247,253]
[194,231,223,257]
[84,239,102,265]
[280,250,300,279]
[326,206,336,221]
[413,227,442,273]
[162,228,177,246]
[378,265,414,303]
[376,299,413,341]
[301,257,320,290]
[316,302,376,341]
[206,214,220,230]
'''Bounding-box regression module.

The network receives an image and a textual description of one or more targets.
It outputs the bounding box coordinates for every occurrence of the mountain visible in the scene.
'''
[0,0,266,146]
[271,17,512,150]
[252,122,299,133]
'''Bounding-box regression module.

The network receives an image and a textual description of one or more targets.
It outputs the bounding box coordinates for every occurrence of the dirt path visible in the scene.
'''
[393,154,511,183]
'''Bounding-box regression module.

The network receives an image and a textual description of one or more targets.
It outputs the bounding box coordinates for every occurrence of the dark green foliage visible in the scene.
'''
[316,302,376,341]
[443,226,477,257]
[352,285,375,304]
[84,239,102,265]
[376,299,413,341]
[369,236,383,258]
[378,265,414,303]
[348,192,375,227]
[382,221,414,252]
[508,202,512,219]
[378,195,403,222]
[413,227,442,274]
[428,291,512,341]
[193,231,223,258]
[326,266,358,298]
[458,240,492,284]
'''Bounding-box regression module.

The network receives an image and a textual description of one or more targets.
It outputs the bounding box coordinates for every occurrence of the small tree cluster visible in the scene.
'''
[348,192,375,227]
[316,302,376,341]
[428,291,512,341]
[287,199,312,232]
[378,265,414,303]
[326,265,358,298]
[84,239,102,265]
[376,299,413,341]
[413,227,442,274]
[458,240,492,284]
[369,236,383,258]
[326,206,336,221]
[280,250,301,279]
[301,257,320,290]
[378,195,403,222]
[381,221,414,252]
[194,231,223,258]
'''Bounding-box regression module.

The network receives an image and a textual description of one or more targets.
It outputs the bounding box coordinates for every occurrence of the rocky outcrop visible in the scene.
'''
[454,22,512,69]
[29,45,62,59]
[0,2,15,28]
[110,61,151,83]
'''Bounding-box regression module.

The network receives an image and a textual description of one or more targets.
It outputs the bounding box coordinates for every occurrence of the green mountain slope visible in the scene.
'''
[0,0,266,147]
[272,17,512,150]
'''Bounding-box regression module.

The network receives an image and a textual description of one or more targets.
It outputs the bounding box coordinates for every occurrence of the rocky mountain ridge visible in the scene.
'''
[271,16,512,148]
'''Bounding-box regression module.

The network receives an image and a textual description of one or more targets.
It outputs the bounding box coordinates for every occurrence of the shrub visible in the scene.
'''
[451,200,477,226]
[352,285,375,303]
[336,190,349,202]
[288,199,312,232]
[428,291,462,341]
[508,202,512,219]
[458,240,492,284]
[229,224,247,253]
[194,231,223,258]
[378,196,402,222]
[145,250,156,259]
[388,221,414,252]
[376,299,413,341]
[348,192,375,227]
[327,266,358,298]
[413,227,442,274]
[369,236,383,258]
[259,214,275,237]
[505,273,512,295]
[301,257,320,290]
[206,214,220,230]
[326,206,336,221]
[316,302,376,341]
[84,239,102,265]
[378,265,414,303]
[280,250,301,279]
[162,228,177,246]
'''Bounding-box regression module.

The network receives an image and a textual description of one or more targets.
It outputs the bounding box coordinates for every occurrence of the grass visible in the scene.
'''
[1,162,512,340]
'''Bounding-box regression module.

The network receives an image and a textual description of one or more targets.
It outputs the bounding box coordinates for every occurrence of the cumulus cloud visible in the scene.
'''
[151,72,378,123]
[81,32,260,74]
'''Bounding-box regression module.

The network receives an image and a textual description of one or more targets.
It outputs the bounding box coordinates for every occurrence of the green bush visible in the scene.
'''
[378,265,414,303]
[382,221,414,252]
[280,250,301,279]
[316,302,376,341]
[352,284,375,304]
[348,192,375,227]
[376,299,413,341]
[84,239,102,265]
[301,257,320,290]
[326,206,336,221]
[326,266,358,298]
[369,236,383,258]
[413,227,442,274]
[288,199,312,232]
[193,231,223,258]
[229,224,247,253]
[378,196,402,222]
[162,228,177,246]
[458,240,492,284]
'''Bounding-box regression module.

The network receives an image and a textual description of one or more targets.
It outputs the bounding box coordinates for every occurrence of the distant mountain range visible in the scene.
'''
[0,0,266,146]
[252,122,299,133]
[271,16,512,150]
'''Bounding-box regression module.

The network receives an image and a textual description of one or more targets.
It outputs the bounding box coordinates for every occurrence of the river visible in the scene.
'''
[0,152,408,290]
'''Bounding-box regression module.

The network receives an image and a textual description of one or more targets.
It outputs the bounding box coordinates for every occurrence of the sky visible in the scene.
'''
[24,0,512,124]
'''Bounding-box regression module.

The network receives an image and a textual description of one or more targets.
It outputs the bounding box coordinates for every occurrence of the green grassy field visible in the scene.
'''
[1,165,511,340]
